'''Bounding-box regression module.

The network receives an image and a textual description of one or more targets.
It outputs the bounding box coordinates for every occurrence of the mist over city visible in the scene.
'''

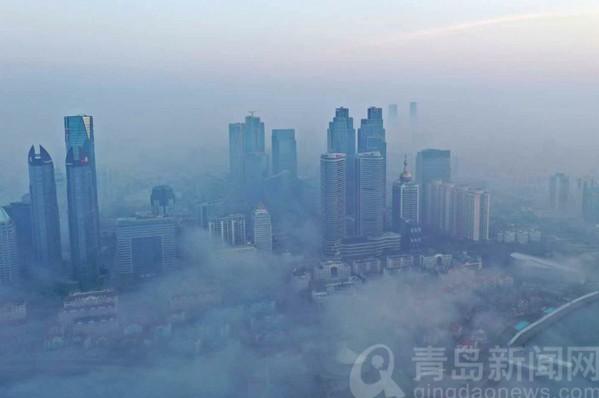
[1,1,599,398]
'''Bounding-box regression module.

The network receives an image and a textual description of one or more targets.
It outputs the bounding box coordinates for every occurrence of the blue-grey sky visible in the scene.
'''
[1,1,599,202]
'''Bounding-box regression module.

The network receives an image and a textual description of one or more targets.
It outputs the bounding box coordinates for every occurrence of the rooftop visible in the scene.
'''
[0,208,11,224]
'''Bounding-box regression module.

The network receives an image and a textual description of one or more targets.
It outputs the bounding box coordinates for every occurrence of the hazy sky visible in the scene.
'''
[1,1,599,201]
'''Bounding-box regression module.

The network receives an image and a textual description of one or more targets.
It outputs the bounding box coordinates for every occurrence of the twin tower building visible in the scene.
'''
[321,107,404,256]
[27,115,100,287]
[321,107,489,256]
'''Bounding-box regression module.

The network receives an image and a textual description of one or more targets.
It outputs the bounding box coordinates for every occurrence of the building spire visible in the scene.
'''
[399,155,412,183]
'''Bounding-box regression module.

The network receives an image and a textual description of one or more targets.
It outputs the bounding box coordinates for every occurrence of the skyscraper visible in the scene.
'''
[425,181,490,241]
[0,208,19,284]
[327,108,356,155]
[228,122,244,182]
[28,145,62,270]
[409,101,418,127]
[409,101,419,148]
[358,107,386,158]
[416,149,451,224]
[392,157,420,231]
[65,115,100,287]
[355,152,385,237]
[228,114,268,203]
[4,198,33,271]
[271,129,297,178]
[549,173,569,212]
[320,153,346,256]
[327,108,356,225]
[252,206,272,252]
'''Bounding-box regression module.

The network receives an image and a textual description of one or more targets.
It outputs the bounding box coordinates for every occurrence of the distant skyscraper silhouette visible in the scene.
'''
[228,114,268,204]
[549,173,569,212]
[0,208,19,284]
[28,145,62,269]
[327,108,356,227]
[320,153,347,256]
[65,115,100,288]
[355,152,385,238]
[272,129,297,178]
[409,101,418,147]
[228,122,244,182]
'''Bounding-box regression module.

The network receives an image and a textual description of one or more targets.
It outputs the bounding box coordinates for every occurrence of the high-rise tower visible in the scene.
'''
[358,107,386,159]
[65,115,100,288]
[228,114,268,204]
[416,149,451,225]
[320,153,347,256]
[355,152,385,237]
[28,145,62,269]
[392,157,420,231]
[272,129,297,178]
[0,208,19,284]
[327,108,356,227]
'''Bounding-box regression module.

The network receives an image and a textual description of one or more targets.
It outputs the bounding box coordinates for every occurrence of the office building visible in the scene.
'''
[3,198,33,270]
[549,173,569,212]
[416,149,451,186]
[272,129,297,178]
[355,152,385,237]
[0,208,19,284]
[425,181,490,241]
[388,104,398,120]
[320,153,347,256]
[209,214,247,246]
[392,157,420,231]
[456,188,491,241]
[358,107,386,158]
[65,114,100,287]
[416,149,451,224]
[151,185,176,216]
[327,108,356,221]
[338,232,402,260]
[28,145,62,269]
[252,206,272,252]
[115,216,176,276]
[228,114,269,204]
[229,122,244,182]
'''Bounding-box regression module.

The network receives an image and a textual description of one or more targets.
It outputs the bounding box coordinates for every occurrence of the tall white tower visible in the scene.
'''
[320,153,347,256]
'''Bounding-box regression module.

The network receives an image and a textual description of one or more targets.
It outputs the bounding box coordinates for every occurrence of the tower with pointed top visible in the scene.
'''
[65,115,100,288]
[28,145,62,270]
[392,156,420,231]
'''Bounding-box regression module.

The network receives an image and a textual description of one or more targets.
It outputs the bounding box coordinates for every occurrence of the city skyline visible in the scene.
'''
[0,3,598,397]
